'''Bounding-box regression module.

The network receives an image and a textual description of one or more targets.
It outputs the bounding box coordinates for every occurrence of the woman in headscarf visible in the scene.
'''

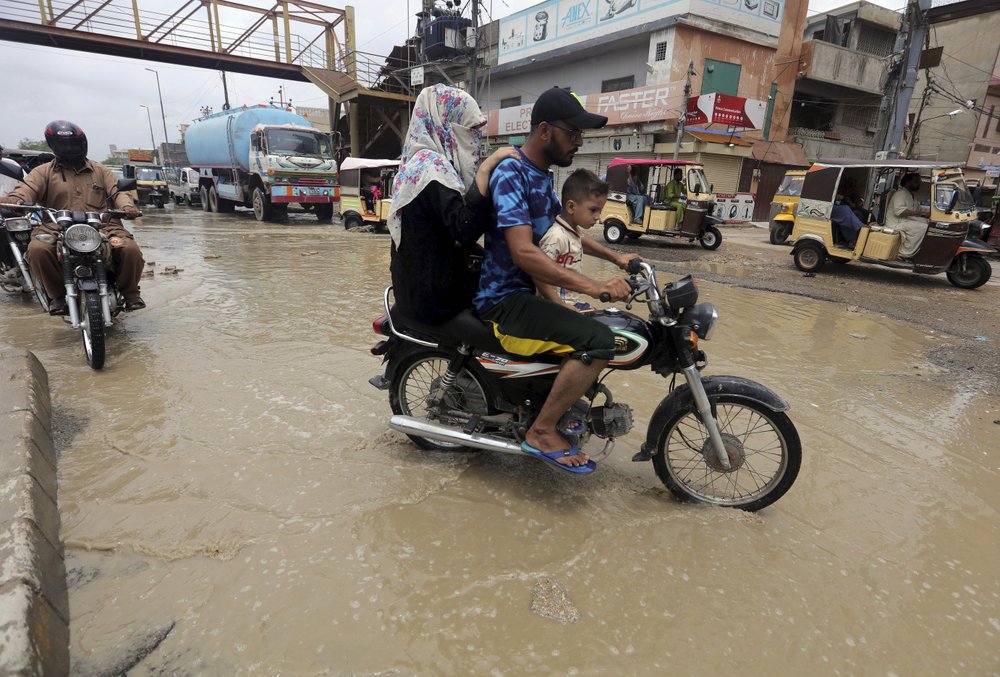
[388,84,517,325]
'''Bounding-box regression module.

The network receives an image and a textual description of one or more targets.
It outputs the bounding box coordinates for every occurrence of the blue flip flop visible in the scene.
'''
[520,441,596,474]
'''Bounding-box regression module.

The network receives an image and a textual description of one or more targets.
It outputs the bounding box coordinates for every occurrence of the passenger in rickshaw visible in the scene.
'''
[886,172,930,259]
[664,167,686,223]
[831,194,864,247]
[626,164,647,224]
[361,171,379,213]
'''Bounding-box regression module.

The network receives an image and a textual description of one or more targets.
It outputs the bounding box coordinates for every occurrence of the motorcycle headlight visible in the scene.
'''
[64,224,102,253]
[4,217,32,232]
[683,302,719,340]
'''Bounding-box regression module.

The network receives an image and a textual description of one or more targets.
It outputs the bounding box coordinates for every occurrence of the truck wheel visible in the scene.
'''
[252,187,272,222]
[209,186,234,213]
[315,204,334,222]
[201,186,211,212]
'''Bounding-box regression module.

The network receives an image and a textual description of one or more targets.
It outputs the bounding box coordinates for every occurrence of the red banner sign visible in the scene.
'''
[685,93,766,130]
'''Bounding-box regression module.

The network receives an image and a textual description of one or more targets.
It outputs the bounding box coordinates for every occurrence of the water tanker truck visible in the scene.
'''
[184,104,340,222]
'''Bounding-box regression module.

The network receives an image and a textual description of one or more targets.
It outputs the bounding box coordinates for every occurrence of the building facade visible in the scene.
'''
[479,0,800,195]
[907,0,1000,187]
[790,2,900,161]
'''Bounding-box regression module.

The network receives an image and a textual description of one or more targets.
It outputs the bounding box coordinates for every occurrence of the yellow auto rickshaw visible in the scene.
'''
[768,169,805,245]
[339,158,399,231]
[600,158,723,249]
[790,160,993,288]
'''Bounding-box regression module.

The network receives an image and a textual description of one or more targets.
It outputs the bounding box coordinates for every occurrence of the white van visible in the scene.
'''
[167,167,202,207]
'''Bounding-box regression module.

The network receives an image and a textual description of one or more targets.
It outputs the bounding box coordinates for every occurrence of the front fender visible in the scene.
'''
[635,375,790,461]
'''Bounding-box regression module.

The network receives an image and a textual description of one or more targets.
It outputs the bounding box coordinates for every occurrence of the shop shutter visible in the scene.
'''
[698,155,745,194]
[552,154,601,201]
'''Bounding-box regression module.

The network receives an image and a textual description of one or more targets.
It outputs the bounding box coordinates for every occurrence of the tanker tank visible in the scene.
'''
[184,105,314,172]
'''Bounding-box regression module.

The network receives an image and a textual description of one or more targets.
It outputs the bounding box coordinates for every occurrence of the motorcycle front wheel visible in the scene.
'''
[652,395,801,511]
[79,290,105,370]
[389,351,492,451]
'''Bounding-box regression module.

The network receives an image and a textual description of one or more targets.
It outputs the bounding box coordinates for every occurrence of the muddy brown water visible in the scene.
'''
[1,209,998,675]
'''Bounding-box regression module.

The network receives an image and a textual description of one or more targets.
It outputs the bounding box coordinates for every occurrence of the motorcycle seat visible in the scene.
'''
[389,307,505,354]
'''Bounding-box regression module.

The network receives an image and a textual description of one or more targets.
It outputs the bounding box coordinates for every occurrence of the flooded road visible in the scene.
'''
[1,208,998,675]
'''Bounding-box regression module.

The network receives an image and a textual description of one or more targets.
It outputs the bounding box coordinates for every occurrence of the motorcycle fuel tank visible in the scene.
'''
[592,308,652,370]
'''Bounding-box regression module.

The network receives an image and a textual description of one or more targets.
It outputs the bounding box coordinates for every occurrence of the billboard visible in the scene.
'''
[498,0,784,65]
[485,81,686,136]
[686,93,767,130]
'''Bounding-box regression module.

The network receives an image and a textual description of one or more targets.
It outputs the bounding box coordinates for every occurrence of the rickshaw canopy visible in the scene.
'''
[810,159,964,170]
[606,158,701,169]
[340,157,400,171]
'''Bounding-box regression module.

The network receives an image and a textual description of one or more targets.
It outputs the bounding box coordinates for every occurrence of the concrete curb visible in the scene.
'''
[0,343,68,676]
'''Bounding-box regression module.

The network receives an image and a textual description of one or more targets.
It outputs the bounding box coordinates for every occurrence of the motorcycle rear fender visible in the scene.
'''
[636,375,789,461]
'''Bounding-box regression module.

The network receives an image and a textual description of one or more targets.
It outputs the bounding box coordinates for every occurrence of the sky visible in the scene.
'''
[0,0,904,160]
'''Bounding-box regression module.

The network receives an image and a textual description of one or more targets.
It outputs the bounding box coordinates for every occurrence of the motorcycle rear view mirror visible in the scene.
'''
[117,178,137,192]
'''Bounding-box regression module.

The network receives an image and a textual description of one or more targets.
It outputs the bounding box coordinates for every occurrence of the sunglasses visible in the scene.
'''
[548,123,583,142]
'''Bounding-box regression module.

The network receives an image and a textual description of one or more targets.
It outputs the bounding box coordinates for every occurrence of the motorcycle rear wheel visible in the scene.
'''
[80,290,105,370]
[389,351,492,451]
[652,395,800,511]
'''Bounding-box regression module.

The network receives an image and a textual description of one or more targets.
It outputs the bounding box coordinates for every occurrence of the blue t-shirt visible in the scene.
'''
[474,149,560,313]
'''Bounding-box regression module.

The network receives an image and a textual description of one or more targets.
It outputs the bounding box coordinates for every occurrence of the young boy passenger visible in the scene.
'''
[534,168,628,310]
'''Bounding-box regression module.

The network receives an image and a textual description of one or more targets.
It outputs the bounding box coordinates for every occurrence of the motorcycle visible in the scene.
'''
[3,202,141,370]
[0,209,50,311]
[369,261,801,511]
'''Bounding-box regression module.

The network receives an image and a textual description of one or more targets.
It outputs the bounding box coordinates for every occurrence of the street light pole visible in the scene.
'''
[146,68,169,161]
[139,104,157,163]
[905,109,963,158]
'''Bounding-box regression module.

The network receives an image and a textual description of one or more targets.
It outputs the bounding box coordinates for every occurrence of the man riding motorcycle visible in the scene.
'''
[475,87,636,470]
[0,120,146,315]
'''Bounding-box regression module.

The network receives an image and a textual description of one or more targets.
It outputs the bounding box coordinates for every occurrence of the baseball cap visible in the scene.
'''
[530,87,608,129]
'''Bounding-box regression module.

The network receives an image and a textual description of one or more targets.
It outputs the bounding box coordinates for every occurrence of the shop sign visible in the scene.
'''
[712,193,756,222]
[686,93,767,130]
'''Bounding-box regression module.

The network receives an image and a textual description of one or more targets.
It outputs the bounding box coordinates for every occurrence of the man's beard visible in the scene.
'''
[544,136,576,168]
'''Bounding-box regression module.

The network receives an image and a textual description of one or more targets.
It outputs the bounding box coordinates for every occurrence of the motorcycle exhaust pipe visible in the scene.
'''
[388,415,524,455]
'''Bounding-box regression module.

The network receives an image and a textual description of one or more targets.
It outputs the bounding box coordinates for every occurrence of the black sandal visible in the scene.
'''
[48,298,68,316]
[124,297,146,311]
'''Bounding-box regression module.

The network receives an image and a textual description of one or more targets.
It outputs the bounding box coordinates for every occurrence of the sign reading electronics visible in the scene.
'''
[498,0,784,66]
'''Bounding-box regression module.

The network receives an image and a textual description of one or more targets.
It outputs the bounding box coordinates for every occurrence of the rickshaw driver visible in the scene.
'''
[664,167,686,223]
[886,172,931,259]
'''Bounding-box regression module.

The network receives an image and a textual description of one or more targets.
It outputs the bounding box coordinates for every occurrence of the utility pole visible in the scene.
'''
[879,0,932,159]
[674,61,694,160]
[468,0,480,99]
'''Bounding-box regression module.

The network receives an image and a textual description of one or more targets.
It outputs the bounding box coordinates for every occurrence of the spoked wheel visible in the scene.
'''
[652,396,801,511]
[79,290,105,370]
[389,351,491,451]
[26,268,49,313]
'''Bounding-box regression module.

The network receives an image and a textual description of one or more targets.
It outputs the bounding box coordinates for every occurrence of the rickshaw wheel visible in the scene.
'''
[769,223,791,245]
[604,219,627,244]
[344,214,363,231]
[699,225,722,250]
[793,242,826,272]
[946,255,991,289]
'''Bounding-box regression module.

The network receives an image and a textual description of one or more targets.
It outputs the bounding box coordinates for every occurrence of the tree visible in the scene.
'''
[17,138,49,151]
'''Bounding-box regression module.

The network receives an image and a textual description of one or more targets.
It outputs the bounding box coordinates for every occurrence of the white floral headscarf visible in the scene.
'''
[388,84,486,246]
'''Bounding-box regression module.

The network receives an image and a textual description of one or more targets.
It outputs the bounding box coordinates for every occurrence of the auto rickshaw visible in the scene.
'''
[600,158,723,249]
[124,164,167,208]
[768,169,805,245]
[790,160,993,289]
[339,158,399,231]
